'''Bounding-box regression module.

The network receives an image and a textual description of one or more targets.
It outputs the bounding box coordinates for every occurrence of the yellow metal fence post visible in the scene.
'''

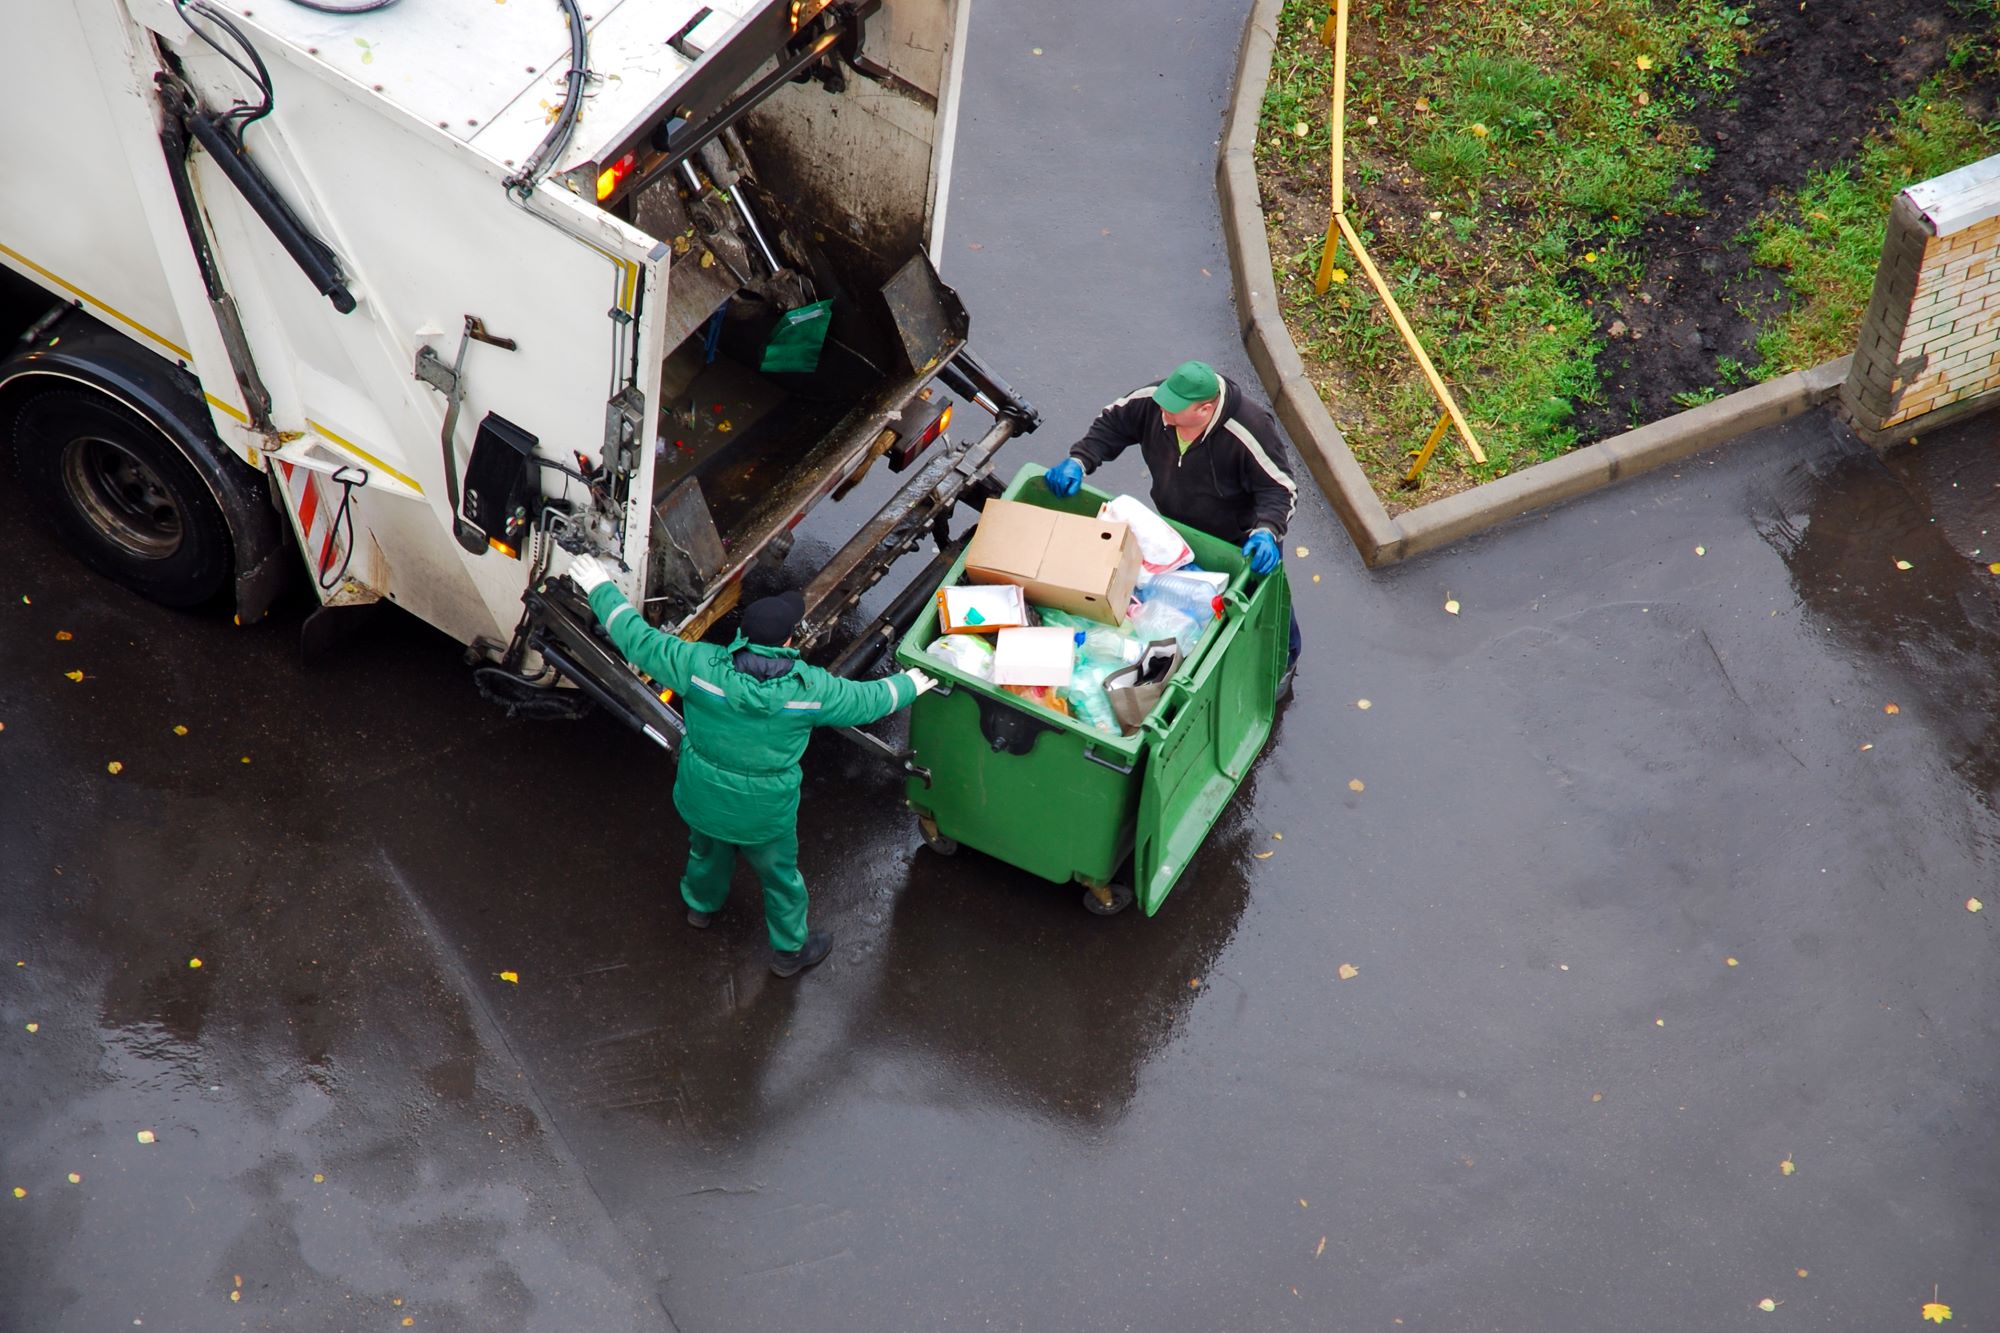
[1311,0,1350,296]
[1403,411,1452,486]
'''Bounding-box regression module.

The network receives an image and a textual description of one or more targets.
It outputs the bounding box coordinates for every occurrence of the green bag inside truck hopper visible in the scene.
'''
[894,463,1290,915]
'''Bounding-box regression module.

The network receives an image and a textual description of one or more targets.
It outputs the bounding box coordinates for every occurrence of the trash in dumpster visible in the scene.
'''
[992,626,1084,686]
[963,498,1140,624]
[1100,493,1192,577]
[1105,641,1183,734]
[1127,597,1203,656]
[924,633,996,679]
[937,583,1029,633]
[1001,683,1072,715]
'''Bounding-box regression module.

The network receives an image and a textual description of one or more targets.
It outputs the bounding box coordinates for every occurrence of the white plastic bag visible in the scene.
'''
[1099,494,1192,576]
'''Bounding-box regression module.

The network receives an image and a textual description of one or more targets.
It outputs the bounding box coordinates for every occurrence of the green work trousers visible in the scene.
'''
[681,827,810,953]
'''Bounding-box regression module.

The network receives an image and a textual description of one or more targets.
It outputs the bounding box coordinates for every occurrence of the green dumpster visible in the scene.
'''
[895,463,1290,915]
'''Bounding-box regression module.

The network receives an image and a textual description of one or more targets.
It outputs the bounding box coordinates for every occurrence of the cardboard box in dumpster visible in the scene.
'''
[963,498,1141,625]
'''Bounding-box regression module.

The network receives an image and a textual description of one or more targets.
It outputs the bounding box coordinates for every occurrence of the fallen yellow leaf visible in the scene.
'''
[67,1173,80,1184]
[1780,1156,1795,1176]
[1885,703,1901,715]
[1273,832,1282,840]
[1758,1298,1778,1312]
[1726,957,1739,967]
[1254,851,1274,860]
[235,1275,243,1288]
[313,1173,324,1183]
[717,420,733,433]
[1293,120,1309,137]
[1314,1236,1326,1257]
[1299,1198,1308,1208]
[1295,546,1309,558]
[11,1187,23,1199]
[24,1023,36,1033]
[1468,123,1488,137]
[1969,898,1984,913]
[499,970,519,984]
[240,756,251,764]
[1895,559,1913,571]
[230,1291,241,1303]
[188,958,202,970]
[1695,545,1706,556]
[55,630,72,641]
[1356,699,1371,710]
[136,1130,155,1144]
[1427,210,1443,221]
[1188,978,1200,989]
[1923,1301,1952,1324]
[1859,743,1874,752]
[173,725,188,736]
[1635,54,1654,70]
[1348,779,1364,792]
[403,1320,415,1328]
[1337,963,1359,980]
[1327,268,1348,284]
[106,761,122,775]
[1591,1092,1603,1102]
[1312,573,1321,583]
[65,670,84,682]
[1797,1269,1807,1278]
[1444,598,1460,615]
[1655,1018,1665,1027]
[1989,563,2000,575]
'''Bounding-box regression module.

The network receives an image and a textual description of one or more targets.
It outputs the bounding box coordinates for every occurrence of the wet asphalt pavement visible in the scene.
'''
[5,2,2000,1329]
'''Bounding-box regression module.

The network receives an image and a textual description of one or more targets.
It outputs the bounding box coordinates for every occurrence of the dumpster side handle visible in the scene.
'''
[1082,743,1137,775]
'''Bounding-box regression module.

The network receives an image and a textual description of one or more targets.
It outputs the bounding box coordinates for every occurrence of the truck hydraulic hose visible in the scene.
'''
[506,0,588,194]
[180,106,356,313]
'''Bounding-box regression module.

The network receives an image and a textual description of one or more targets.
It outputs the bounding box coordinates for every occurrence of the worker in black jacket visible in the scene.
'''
[1046,359,1302,676]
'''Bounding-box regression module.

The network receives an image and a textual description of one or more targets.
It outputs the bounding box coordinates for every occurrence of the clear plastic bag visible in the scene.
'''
[924,633,996,680]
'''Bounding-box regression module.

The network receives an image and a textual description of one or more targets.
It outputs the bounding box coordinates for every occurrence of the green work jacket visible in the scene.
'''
[588,584,917,844]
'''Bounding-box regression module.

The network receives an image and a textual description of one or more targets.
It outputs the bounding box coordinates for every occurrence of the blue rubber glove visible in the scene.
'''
[1044,457,1084,497]
[1242,529,1281,576]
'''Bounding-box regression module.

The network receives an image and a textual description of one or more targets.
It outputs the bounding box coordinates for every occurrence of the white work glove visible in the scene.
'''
[567,554,614,594]
[904,667,938,697]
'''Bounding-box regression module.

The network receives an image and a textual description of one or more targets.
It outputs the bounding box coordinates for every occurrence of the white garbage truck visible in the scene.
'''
[2,0,1036,750]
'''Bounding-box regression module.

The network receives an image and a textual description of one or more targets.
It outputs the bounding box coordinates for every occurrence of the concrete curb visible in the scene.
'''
[1217,0,1852,568]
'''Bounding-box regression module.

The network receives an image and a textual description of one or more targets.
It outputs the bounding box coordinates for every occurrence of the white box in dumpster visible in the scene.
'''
[990,626,1081,686]
[936,583,1029,634]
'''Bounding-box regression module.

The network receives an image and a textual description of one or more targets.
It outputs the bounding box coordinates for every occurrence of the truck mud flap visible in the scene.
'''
[521,578,687,753]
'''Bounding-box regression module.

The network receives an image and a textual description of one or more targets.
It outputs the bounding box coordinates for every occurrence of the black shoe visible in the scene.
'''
[770,930,833,978]
[686,907,714,929]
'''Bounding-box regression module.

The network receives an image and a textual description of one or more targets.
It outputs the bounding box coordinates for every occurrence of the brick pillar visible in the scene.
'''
[1842,154,2000,447]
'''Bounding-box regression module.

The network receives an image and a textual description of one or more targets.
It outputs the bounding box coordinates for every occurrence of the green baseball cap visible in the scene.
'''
[1152,360,1221,413]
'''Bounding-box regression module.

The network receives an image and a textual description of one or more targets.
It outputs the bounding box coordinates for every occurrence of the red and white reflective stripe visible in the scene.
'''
[276,461,350,580]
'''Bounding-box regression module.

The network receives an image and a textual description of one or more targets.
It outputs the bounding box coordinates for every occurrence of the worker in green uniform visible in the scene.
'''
[569,556,935,976]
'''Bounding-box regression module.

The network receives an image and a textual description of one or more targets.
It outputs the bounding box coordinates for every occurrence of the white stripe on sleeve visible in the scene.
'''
[1224,418,1299,525]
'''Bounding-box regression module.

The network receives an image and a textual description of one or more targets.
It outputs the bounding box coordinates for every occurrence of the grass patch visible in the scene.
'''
[1257,0,1759,502]
[1746,75,2000,377]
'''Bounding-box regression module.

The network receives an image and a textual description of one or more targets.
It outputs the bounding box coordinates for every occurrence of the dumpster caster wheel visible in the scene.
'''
[917,815,958,857]
[1080,881,1134,916]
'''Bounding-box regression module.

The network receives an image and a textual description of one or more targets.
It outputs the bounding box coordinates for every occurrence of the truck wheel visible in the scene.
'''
[917,814,958,856]
[10,389,232,607]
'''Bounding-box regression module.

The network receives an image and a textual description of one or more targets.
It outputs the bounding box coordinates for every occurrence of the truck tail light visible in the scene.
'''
[889,398,952,472]
[596,154,635,201]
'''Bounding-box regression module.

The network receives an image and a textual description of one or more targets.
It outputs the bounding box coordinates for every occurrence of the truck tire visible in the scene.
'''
[10,388,233,607]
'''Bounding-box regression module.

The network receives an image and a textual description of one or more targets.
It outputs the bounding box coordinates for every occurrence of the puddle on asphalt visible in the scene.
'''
[1755,414,2000,804]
